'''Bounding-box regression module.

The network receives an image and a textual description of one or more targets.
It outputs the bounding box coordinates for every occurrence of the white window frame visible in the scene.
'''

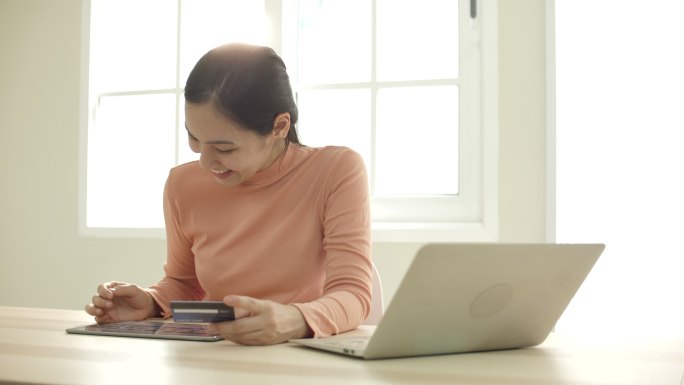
[78,0,499,242]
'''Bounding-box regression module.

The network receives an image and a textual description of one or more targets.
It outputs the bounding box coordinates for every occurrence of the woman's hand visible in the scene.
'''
[85,281,159,323]
[211,295,312,345]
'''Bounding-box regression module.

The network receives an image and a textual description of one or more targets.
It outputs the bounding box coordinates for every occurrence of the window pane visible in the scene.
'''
[90,0,178,92]
[297,0,371,84]
[376,0,459,81]
[87,94,176,228]
[179,0,267,85]
[297,89,372,168]
[375,86,459,196]
[176,104,200,165]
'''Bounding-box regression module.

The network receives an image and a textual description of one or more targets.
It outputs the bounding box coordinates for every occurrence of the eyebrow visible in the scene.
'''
[185,125,236,145]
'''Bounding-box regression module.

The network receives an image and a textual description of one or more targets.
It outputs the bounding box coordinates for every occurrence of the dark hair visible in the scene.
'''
[184,43,300,144]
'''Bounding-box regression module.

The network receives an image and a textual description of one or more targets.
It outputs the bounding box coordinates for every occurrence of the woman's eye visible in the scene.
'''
[217,148,234,154]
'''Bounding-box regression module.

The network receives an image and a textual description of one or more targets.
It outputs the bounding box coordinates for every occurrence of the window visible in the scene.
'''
[81,0,498,241]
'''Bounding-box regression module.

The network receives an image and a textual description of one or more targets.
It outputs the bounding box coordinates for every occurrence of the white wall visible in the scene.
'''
[0,0,549,310]
[554,0,684,337]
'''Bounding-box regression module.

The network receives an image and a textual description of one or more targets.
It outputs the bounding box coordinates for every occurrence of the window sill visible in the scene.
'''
[372,221,498,243]
[81,221,498,243]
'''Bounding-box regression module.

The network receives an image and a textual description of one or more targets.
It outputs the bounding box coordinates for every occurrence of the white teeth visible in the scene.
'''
[212,169,230,174]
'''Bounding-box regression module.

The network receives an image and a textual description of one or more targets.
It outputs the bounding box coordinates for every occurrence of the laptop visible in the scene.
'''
[290,242,605,359]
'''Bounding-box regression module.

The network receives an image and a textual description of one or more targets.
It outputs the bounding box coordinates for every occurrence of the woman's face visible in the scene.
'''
[184,102,288,187]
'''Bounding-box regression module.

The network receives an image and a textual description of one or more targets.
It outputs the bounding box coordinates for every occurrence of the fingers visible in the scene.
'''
[90,281,124,304]
[212,320,271,346]
[213,296,309,345]
[214,296,271,344]
[93,282,124,306]
[84,303,98,316]
[86,283,113,315]
[85,301,115,323]
[85,281,129,321]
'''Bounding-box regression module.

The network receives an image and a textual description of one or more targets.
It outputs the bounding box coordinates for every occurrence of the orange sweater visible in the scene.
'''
[147,145,372,337]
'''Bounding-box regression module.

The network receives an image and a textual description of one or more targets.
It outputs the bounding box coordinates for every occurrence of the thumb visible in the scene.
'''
[222,295,263,319]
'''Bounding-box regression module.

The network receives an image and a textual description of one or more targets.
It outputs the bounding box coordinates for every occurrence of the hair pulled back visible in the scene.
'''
[184,43,300,144]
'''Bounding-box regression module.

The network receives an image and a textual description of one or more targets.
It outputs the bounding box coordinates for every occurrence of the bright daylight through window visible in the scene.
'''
[83,0,488,241]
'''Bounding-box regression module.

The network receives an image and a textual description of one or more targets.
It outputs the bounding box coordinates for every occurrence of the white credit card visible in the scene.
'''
[170,301,235,323]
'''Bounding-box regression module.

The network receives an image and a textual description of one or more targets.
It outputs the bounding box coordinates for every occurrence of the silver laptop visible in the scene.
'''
[291,242,605,359]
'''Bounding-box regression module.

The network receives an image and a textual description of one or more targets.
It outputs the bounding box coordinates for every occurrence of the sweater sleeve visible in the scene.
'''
[292,148,373,337]
[146,170,205,318]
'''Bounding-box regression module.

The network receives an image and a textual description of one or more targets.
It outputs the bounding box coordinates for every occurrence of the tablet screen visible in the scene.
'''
[66,321,223,342]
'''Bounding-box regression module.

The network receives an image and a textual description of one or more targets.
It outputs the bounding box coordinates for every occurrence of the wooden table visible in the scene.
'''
[0,306,682,384]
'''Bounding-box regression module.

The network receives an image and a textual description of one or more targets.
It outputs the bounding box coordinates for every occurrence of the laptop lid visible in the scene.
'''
[294,243,604,359]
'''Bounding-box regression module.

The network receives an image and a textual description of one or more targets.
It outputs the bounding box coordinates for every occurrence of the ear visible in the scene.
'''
[272,112,291,139]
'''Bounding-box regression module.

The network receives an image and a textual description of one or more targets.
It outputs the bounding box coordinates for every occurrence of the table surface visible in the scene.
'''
[0,306,682,385]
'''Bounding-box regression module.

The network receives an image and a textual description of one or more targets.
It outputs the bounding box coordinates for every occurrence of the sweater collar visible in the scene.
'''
[241,143,300,186]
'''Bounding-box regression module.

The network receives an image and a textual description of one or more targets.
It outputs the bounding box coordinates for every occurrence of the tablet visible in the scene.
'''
[66,320,223,342]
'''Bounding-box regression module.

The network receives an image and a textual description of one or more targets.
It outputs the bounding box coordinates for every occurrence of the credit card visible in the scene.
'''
[170,301,235,323]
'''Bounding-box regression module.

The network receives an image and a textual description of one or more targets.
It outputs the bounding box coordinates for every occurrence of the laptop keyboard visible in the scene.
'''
[320,337,369,348]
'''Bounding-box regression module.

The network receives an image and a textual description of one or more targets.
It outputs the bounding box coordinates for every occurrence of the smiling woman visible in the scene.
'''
[85,43,374,345]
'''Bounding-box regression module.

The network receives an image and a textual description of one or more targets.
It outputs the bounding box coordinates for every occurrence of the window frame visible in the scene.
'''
[78,0,499,242]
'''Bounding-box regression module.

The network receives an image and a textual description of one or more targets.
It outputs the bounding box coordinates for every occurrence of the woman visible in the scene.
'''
[85,43,372,345]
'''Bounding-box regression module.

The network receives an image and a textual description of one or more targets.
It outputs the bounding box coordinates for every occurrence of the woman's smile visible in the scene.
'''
[211,169,234,179]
